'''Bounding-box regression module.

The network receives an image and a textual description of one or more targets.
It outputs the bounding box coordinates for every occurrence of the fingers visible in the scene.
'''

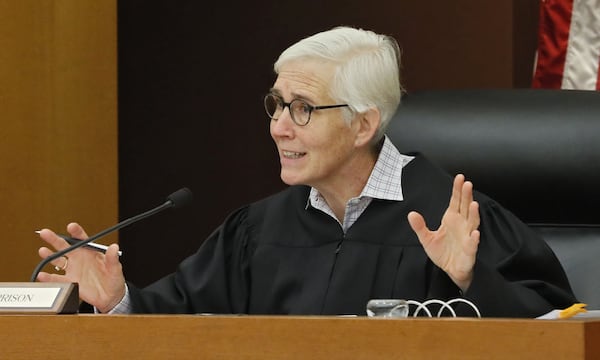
[36,271,68,283]
[38,246,53,259]
[460,179,473,215]
[468,200,480,231]
[38,229,69,251]
[470,229,480,247]
[38,247,70,271]
[463,229,481,259]
[67,222,89,240]
[105,244,122,272]
[449,174,478,219]
[55,256,69,271]
[448,174,465,211]
[37,223,90,260]
[408,211,431,245]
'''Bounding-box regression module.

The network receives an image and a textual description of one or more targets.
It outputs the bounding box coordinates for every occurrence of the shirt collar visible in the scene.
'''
[307,136,413,209]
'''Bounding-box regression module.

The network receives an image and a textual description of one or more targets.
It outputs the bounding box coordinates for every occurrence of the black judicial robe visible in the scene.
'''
[128,155,576,317]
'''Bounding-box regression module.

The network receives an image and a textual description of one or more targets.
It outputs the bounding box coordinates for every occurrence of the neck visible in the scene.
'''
[316,147,379,222]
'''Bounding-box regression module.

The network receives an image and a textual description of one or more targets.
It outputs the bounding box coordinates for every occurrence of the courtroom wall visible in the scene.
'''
[0,1,118,281]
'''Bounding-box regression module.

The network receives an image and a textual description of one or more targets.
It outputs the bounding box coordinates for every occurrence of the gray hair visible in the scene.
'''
[274,26,403,144]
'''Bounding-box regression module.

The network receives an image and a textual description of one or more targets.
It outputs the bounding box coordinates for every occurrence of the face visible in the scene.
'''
[269,59,361,190]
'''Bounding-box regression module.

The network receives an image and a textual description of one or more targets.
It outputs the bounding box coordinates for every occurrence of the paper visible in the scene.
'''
[537,303,600,319]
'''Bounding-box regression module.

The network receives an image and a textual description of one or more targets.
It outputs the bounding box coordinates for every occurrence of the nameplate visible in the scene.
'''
[0,282,79,314]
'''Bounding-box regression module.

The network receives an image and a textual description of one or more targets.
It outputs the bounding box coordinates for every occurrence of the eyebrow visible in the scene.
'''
[268,87,281,96]
[268,88,315,103]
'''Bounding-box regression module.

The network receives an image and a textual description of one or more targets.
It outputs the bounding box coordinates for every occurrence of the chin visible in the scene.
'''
[280,171,304,186]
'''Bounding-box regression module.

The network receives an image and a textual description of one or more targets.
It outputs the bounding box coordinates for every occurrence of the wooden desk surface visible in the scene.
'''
[1,315,599,359]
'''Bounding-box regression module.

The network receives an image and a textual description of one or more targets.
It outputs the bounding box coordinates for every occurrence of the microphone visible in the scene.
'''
[30,187,193,282]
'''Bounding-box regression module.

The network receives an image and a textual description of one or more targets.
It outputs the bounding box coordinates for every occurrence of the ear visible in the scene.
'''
[353,108,381,148]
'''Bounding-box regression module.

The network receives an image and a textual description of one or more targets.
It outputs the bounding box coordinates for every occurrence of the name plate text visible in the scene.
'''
[0,282,79,314]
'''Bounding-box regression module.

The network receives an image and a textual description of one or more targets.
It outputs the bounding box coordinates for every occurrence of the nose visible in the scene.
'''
[270,106,295,137]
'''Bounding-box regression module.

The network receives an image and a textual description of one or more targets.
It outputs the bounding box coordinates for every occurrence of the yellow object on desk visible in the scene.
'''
[559,303,587,319]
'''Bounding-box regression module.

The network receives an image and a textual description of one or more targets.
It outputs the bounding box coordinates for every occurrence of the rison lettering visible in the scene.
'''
[0,294,34,303]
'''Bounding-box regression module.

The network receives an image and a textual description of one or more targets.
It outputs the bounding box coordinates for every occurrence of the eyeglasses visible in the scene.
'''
[264,93,349,126]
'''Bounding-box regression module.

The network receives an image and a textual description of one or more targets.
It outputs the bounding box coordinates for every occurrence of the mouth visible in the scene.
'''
[282,150,306,159]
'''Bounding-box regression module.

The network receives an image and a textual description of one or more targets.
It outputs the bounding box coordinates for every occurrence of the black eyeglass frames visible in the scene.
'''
[264,93,349,126]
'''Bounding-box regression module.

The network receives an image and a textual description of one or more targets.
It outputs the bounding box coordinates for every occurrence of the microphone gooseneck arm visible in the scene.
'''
[30,187,193,282]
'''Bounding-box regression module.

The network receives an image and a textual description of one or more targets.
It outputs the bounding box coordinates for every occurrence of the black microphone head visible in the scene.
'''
[167,187,194,209]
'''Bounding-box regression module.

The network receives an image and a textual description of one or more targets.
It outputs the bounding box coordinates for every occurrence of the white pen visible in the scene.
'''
[34,230,123,256]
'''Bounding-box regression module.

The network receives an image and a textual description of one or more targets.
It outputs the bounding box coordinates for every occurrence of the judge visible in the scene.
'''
[37,26,576,317]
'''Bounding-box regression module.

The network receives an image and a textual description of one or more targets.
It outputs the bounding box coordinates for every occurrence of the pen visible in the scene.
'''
[34,230,123,256]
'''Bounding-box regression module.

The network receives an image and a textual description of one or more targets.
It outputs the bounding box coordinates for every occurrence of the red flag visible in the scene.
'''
[532,0,600,90]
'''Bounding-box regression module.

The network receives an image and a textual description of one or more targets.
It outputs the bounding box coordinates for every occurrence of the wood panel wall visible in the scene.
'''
[0,1,118,281]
